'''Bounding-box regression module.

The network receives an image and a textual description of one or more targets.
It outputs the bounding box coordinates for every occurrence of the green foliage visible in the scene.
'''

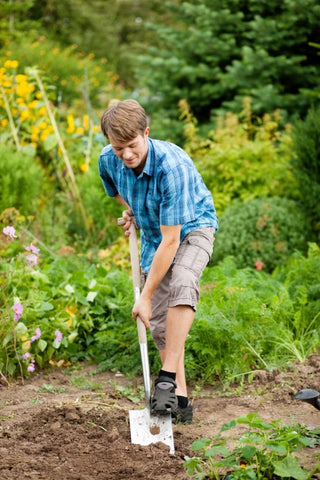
[27,0,168,90]
[1,223,320,383]
[184,413,320,479]
[2,36,120,108]
[290,105,320,238]
[182,103,299,215]
[188,246,320,382]
[213,197,309,272]
[77,160,124,248]
[138,0,320,133]
[189,257,291,381]
[272,243,320,361]
[0,144,46,215]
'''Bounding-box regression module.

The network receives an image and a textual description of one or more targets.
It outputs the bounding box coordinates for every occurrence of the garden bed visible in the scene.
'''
[1,355,320,480]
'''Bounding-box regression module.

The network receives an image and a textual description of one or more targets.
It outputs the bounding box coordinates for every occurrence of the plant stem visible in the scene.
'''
[244,339,269,369]
[0,85,21,151]
[0,369,10,386]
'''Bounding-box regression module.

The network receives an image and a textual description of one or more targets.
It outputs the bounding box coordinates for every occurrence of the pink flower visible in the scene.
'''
[31,327,41,342]
[26,253,38,267]
[255,260,264,271]
[25,243,40,255]
[22,352,31,360]
[27,360,36,372]
[3,226,17,239]
[12,303,23,321]
[55,330,63,342]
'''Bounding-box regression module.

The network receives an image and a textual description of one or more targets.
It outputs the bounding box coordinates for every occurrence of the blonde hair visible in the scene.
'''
[100,99,149,142]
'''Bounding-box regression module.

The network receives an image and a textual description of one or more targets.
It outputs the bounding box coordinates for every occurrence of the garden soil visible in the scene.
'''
[1,355,320,480]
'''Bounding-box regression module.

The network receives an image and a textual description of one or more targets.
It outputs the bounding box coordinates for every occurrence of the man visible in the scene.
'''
[99,99,218,424]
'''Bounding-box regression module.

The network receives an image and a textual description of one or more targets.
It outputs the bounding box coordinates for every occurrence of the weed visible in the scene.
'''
[35,383,66,394]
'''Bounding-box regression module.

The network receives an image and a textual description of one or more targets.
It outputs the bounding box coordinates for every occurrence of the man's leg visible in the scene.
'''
[160,305,194,396]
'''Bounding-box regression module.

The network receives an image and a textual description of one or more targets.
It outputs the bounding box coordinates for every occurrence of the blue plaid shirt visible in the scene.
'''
[99,138,218,273]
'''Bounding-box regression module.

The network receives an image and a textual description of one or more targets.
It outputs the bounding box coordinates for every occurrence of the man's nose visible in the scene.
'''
[122,148,131,159]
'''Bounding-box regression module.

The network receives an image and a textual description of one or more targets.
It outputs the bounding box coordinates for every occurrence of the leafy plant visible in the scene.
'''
[0,144,45,215]
[184,413,320,479]
[212,197,309,272]
[290,105,320,240]
[181,101,299,216]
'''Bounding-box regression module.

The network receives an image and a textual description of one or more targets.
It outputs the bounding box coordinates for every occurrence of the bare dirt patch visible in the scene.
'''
[1,355,320,480]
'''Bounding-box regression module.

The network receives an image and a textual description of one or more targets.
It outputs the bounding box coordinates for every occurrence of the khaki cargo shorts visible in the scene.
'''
[141,227,215,350]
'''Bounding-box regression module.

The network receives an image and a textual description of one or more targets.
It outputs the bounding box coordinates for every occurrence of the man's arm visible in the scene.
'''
[132,224,181,328]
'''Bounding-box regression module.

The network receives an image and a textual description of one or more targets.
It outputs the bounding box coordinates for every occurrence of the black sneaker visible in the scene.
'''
[151,376,178,415]
[172,401,193,424]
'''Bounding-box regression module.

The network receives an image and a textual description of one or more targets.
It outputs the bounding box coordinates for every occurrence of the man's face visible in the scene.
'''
[109,127,149,175]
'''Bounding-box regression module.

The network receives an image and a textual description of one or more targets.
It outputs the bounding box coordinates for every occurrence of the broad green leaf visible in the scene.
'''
[38,339,47,352]
[15,322,28,338]
[43,133,58,151]
[191,438,212,451]
[39,302,54,311]
[273,456,308,480]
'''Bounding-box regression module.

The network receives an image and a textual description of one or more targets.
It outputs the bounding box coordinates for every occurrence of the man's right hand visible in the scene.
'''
[121,209,137,236]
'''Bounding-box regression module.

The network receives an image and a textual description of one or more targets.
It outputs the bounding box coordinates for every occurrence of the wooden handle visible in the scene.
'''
[118,217,147,344]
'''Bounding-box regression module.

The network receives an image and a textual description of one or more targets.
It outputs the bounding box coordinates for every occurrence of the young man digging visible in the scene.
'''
[99,99,218,424]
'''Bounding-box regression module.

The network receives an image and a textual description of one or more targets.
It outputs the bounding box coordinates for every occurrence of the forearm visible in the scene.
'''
[141,227,181,301]
[114,193,130,209]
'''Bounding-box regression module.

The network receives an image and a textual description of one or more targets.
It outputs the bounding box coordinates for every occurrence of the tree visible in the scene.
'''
[291,105,320,239]
[137,0,320,126]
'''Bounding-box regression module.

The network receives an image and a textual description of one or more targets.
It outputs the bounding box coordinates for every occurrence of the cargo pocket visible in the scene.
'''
[174,231,213,277]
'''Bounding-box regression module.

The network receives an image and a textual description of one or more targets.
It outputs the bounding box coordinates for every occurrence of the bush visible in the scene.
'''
[182,104,299,215]
[291,105,320,239]
[0,144,46,215]
[212,197,309,272]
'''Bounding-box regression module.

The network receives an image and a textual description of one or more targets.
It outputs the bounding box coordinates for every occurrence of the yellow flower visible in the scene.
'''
[83,115,89,130]
[38,121,47,129]
[16,74,27,83]
[19,110,30,121]
[4,60,18,68]
[37,106,47,117]
[1,119,8,127]
[41,129,50,141]
[67,114,75,134]
[60,79,67,86]
[80,163,89,172]
[16,82,34,98]
[36,92,42,99]
[28,100,39,109]
[22,340,31,352]
[76,127,84,135]
[92,125,100,132]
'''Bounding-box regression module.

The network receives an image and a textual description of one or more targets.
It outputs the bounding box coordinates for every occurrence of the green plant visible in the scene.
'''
[290,105,320,239]
[187,246,320,383]
[183,103,299,216]
[0,144,45,215]
[184,413,320,479]
[213,197,309,272]
[138,0,320,130]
